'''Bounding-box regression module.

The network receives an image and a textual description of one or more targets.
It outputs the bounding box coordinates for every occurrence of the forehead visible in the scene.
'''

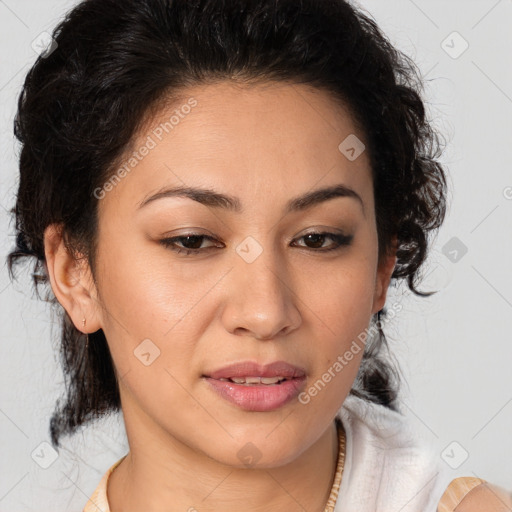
[98,81,372,217]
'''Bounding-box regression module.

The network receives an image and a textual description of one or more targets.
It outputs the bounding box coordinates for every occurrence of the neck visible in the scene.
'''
[108,415,340,512]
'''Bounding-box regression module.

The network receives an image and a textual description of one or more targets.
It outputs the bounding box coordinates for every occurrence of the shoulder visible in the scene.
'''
[437,476,512,512]
[82,455,127,512]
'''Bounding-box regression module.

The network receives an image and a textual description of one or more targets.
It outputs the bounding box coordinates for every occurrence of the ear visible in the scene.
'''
[371,234,397,315]
[43,224,103,333]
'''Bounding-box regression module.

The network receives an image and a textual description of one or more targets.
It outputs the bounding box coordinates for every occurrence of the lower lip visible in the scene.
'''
[204,377,306,412]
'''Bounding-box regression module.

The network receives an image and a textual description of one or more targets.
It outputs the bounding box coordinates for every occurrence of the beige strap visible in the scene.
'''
[438,477,512,512]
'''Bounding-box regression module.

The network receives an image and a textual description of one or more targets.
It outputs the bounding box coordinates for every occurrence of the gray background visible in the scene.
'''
[1,0,511,509]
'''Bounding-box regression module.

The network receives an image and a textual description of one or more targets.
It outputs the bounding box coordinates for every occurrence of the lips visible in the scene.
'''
[204,360,306,380]
[202,361,307,411]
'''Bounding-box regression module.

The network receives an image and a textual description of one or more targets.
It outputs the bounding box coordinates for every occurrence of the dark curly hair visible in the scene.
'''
[6,0,447,449]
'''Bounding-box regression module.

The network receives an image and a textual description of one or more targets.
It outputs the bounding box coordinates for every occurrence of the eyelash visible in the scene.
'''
[159,231,353,256]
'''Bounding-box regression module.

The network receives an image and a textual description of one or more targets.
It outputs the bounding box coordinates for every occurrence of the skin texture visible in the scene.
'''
[44,81,397,512]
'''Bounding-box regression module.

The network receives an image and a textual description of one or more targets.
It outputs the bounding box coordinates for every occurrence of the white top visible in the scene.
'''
[335,394,452,511]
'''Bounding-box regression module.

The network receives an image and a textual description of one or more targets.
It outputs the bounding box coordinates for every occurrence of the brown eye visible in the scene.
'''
[175,235,205,250]
[303,233,326,249]
[159,234,222,255]
[293,232,353,252]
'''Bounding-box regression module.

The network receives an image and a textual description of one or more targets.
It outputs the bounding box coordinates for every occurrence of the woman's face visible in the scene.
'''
[89,81,395,467]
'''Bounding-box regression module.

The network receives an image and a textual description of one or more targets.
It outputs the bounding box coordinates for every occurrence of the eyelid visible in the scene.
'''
[294,225,349,238]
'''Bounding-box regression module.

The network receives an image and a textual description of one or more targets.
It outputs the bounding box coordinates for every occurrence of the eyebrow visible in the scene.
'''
[137,183,365,216]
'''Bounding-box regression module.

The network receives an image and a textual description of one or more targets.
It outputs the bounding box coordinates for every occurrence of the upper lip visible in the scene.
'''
[204,361,306,380]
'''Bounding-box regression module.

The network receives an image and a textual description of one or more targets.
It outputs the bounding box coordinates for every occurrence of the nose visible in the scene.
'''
[220,242,302,340]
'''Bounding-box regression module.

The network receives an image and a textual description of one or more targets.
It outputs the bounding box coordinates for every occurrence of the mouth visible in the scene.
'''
[216,376,290,385]
[202,361,306,412]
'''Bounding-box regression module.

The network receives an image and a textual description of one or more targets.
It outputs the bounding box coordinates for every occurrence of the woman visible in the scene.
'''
[6,0,511,510]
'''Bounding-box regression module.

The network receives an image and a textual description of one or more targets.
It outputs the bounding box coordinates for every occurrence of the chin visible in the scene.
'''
[205,433,306,470]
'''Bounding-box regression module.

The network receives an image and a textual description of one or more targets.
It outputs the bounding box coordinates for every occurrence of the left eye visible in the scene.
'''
[292,232,353,251]
[159,231,353,256]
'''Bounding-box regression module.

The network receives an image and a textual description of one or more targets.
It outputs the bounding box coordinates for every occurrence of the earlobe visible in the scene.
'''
[43,224,102,333]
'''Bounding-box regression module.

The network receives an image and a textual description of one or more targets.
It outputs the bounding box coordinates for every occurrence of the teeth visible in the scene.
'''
[260,377,282,384]
[245,376,262,384]
[225,376,287,385]
[231,377,250,384]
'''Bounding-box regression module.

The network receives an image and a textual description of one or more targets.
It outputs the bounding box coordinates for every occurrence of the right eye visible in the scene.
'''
[159,234,223,256]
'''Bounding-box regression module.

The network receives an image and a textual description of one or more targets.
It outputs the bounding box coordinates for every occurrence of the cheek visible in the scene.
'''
[299,257,376,389]
[96,230,206,329]
[301,256,376,330]
[93,235,212,379]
